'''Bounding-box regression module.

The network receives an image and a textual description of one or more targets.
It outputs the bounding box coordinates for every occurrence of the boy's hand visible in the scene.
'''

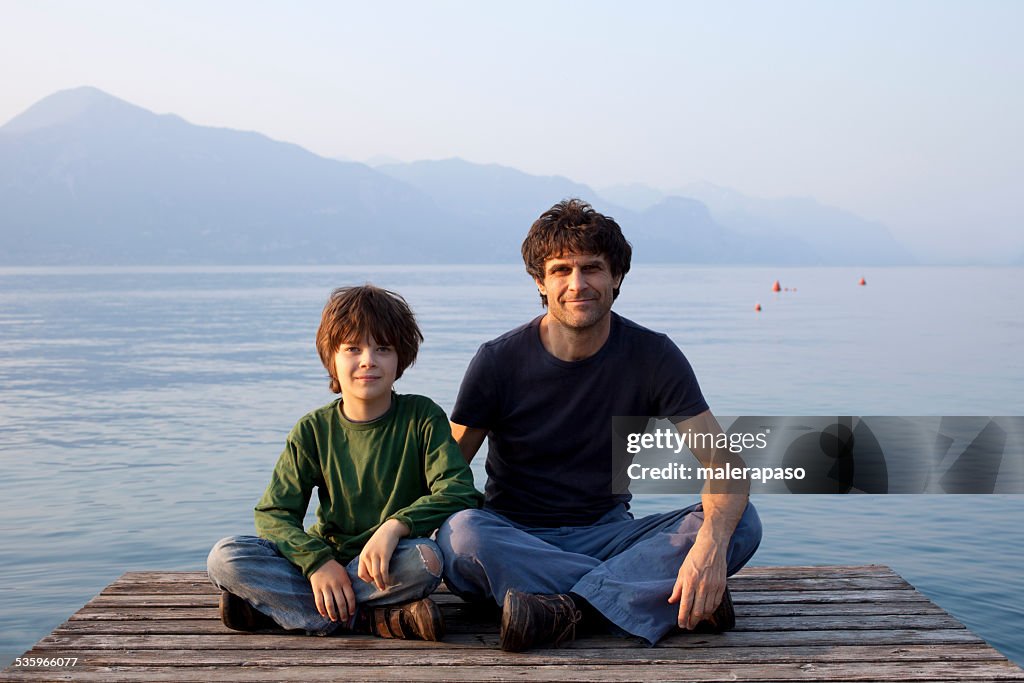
[310,559,356,623]
[358,519,410,592]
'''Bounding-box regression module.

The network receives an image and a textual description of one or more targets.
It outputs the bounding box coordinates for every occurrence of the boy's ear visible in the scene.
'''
[535,278,547,297]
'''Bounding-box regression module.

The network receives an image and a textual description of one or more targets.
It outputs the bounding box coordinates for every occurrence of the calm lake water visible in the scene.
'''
[0,264,1022,668]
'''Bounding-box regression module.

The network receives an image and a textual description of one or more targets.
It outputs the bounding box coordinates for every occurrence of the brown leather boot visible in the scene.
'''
[691,586,736,633]
[218,590,280,632]
[360,597,445,641]
[499,588,583,652]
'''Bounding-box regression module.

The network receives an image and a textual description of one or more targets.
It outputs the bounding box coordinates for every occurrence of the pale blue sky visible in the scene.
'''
[2,0,1022,261]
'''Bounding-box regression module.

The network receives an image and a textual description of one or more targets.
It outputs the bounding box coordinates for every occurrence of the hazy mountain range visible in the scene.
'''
[1,87,919,266]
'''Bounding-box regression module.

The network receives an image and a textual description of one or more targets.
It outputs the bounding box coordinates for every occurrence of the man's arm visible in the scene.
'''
[667,409,750,629]
[450,421,487,464]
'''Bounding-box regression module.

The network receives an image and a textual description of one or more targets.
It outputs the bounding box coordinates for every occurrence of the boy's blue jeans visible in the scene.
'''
[436,500,762,645]
[206,535,442,635]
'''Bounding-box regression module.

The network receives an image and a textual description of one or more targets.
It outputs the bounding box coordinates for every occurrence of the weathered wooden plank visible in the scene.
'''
[12,643,1011,667]
[60,612,966,635]
[37,628,987,650]
[98,566,906,595]
[66,600,950,623]
[4,660,1024,682]
[109,565,898,582]
[87,589,933,610]
[83,588,929,611]
[101,573,913,594]
[101,582,220,595]
[70,608,220,620]
[51,612,968,636]
[722,576,914,590]
[67,597,492,622]
[732,590,928,604]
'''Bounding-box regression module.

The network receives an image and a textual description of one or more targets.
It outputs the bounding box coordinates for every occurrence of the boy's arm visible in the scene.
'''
[254,437,336,578]
[387,407,484,536]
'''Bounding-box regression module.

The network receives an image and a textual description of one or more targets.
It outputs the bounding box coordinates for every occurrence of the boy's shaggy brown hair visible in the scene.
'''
[316,285,424,394]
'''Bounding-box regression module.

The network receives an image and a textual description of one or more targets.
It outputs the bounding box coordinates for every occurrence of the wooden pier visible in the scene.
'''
[3,565,1022,682]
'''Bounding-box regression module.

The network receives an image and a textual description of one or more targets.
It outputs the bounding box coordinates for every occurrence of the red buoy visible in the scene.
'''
[772,280,781,292]
[858,277,866,286]
[754,303,762,312]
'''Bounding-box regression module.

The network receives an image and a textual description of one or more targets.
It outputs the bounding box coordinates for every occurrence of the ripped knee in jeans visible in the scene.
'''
[417,544,442,578]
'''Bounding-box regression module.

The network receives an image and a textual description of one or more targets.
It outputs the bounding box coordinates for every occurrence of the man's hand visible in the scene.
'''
[357,518,410,592]
[667,531,728,629]
[309,559,356,623]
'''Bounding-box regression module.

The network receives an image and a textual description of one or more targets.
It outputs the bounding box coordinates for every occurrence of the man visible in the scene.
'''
[436,198,762,651]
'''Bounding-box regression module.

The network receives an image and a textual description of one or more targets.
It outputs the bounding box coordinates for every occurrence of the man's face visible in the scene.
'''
[535,253,622,331]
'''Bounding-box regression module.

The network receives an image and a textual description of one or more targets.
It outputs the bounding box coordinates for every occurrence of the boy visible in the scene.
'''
[207,285,483,640]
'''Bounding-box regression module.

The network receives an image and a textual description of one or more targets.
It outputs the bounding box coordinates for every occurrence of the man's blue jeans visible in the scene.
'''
[206,535,442,635]
[436,501,762,644]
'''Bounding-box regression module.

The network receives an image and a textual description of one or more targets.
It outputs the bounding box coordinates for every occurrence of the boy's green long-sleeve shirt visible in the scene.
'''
[254,393,483,577]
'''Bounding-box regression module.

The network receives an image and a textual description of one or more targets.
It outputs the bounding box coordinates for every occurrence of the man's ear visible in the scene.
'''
[535,278,547,296]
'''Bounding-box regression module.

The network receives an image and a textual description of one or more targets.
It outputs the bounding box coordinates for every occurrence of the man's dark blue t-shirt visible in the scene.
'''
[451,312,709,527]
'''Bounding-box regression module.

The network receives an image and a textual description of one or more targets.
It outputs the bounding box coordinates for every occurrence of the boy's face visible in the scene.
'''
[535,252,622,331]
[333,334,398,419]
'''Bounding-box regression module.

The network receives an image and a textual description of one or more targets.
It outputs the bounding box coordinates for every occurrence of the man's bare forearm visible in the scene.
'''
[698,490,748,546]
[674,410,750,545]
